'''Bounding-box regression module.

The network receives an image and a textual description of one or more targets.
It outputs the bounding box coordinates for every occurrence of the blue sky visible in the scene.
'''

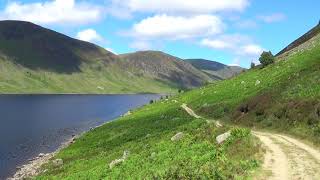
[0,0,319,67]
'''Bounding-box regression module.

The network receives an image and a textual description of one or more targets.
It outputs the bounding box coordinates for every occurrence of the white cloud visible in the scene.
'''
[76,29,102,43]
[240,44,264,56]
[104,47,117,54]
[129,41,152,50]
[0,0,103,25]
[201,34,264,66]
[129,14,224,40]
[228,58,241,66]
[200,34,252,51]
[113,0,249,15]
[201,39,233,49]
[258,13,286,23]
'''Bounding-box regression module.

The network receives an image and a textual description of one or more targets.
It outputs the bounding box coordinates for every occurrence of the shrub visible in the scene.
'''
[259,51,275,67]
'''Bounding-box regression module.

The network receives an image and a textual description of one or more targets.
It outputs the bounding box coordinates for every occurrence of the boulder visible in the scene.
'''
[171,132,184,142]
[216,131,231,144]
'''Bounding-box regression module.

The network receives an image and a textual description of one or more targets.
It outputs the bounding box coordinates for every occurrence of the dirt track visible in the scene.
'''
[254,132,320,180]
[181,104,320,180]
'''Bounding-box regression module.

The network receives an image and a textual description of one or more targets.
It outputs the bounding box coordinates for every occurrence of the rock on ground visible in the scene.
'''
[171,132,184,142]
[109,150,130,169]
[216,131,231,144]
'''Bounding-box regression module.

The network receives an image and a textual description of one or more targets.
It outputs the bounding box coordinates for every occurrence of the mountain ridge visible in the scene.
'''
[185,59,244,80]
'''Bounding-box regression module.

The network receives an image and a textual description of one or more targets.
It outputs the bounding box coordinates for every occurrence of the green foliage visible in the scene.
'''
[36,22,320,179]
[0,58,178,94]
[259,51,275,67]
[36,99,260,179]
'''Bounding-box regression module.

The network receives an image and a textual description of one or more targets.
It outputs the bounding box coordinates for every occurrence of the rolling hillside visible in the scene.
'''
[32,19,320,180]
[185,59,244,80]
[0,21,175,93]
[119,51,212,89]
[0,21,238,94]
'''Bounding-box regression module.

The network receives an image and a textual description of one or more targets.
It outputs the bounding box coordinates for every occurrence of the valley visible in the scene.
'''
[0,21,242,94]
[26,22,320,179]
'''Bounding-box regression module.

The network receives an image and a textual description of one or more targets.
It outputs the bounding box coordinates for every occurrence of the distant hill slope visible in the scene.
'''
[185,59,244,80]
[119,51,212,89]
[277,22,320,58]
[0,20,117,73]
[0,21,242,93]
[0,21,238,93]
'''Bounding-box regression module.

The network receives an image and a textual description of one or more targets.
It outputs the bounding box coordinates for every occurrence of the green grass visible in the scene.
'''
[0,57,177,94]
[35,31,320,179]
[36,100,260,179]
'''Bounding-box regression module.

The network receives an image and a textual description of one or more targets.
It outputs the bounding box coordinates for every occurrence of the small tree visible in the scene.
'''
[250,62,255,69]
[259,51,275,67]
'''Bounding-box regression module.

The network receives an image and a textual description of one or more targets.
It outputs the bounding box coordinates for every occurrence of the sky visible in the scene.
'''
[0,0,319,68]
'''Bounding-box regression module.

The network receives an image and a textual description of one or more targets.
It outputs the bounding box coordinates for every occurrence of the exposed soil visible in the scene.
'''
[254,131,320,180]
[182,104,320,179]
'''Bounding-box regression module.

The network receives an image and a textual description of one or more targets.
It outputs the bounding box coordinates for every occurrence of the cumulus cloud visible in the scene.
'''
[201,39,233,50]
[201,34,264,66]
[128,14,224,40]
[240,44,264,56]
[201,34,253,51]
[76,29,102,43]
[0,0,103,25]
[112,0,249,15]
[258,13,286,23]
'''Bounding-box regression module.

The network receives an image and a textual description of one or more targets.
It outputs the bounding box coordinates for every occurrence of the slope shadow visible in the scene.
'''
[0,21,103,74]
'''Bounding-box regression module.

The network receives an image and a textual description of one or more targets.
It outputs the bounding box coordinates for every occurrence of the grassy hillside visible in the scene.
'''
[119,51,212,89]
[0,21,218,94]
[34,24,320,179]
[185,59,244,80]
[0,56,177,94]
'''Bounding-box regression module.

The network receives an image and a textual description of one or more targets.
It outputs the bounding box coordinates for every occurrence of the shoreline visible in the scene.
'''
[8,135,76,180]
[7,120,115,180]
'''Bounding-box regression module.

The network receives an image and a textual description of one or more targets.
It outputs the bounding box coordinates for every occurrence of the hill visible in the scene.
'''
[119,51,212,89]
[0,21,223,94]
[185,59,244,80]
[276,22,320,58]
[32,23,320,179]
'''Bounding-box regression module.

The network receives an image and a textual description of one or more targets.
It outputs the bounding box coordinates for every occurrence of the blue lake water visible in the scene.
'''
[0,94,160,178]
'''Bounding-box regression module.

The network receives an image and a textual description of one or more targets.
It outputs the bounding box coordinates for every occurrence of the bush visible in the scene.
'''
[259,51,275,67]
